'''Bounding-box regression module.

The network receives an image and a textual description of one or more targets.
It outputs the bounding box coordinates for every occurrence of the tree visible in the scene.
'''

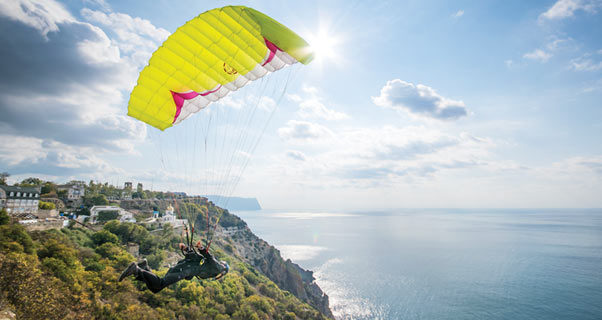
[132,191,147,199]
[0,172,9,185]
[57,189,68,199]
[84,194,109,206]
[0,208,9,225]
[0,223,35,254]
[97,210,119,223]
[92,194,108,205]
[39,201,56,210]
[0,252,71,319]
[41,182,57,195]
[19,177,43,187]
[91,230,119,246]
[103,221,149,244]
[75,206,90,216]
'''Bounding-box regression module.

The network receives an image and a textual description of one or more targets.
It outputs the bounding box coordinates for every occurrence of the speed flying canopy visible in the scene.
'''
[128,6,314,130]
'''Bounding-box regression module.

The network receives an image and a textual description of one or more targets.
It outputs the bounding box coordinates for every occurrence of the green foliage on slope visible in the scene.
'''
[0,217,329,319]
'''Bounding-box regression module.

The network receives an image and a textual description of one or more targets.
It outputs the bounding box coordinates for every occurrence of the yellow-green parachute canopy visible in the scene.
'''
[128,6,313,130]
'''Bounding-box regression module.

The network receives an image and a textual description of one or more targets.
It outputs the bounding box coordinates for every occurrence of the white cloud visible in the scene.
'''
[278,120,334,141]
[581,78,602,92]
[81,8,169,67]
[570,52,602,71]
[524,156,602,205]
[290,86,349,120]
[0,0,74,36]
[540,0,601,20]
[270,125,497,190]
[258,96,277,111]
[236,151,252,159]
[298,99,349,120]
[372,79,468,120]
[215,95,277,112]
[546,38,572,50]
[297,99,349,120]
[287,93,302,103]
[522,38,573,64]
[81,8,169,43]
[216,95,244,109]
[255,133,602,209]
[0,134,119,176]
[523,49,552,62]
[77,24,121,64]
[453,10,464,18]
[285,150,307,161]
[0,135,46,166]
[544,155,602,176]
[0,0,166,179]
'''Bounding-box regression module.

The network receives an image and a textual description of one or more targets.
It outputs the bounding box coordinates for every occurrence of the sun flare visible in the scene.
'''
[306,27,342,65]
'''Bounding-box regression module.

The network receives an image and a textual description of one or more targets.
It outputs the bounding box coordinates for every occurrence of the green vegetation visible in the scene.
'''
[97,211,120,223]
[0,211,329,319]
[17,177,43,187]
[84,194,109,206]
[0,209,9,225]
[39,201,56,210]
[0,172,8,185]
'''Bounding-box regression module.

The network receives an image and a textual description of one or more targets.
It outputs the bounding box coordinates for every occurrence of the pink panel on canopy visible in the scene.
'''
[171,85,222,123]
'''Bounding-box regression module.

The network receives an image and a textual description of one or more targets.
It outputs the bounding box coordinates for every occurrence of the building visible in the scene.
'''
[0,185,41,216]
[137,183,143,192]
[89,205,136,224]
[160,204,186,228]
[57,181,85,207]
[121,190,132,200]
[122,182,133,200]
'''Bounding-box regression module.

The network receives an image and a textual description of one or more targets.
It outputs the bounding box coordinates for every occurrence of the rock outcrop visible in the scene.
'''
[221,219,333,318]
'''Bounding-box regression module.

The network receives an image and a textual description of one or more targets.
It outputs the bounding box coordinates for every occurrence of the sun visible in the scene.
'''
[306,26,342,65]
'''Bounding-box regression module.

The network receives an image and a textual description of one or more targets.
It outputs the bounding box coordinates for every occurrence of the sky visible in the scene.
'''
[0,0,601,210]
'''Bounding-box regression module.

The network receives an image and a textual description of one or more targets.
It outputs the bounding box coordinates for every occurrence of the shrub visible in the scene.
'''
[91,230,119,246]
[38,201,56,210]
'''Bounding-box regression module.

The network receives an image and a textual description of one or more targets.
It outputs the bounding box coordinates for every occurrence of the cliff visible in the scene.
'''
[216,220,333,317]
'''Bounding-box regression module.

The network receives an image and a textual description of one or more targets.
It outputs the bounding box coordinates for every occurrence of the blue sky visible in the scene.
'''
[0,0,601,210]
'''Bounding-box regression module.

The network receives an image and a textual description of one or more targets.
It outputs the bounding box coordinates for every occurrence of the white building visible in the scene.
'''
[89,205,136,224]
[160,205,186,228]
[0,185,40,216]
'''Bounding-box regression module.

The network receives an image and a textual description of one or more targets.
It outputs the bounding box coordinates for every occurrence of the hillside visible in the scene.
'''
[0,203,332,319]
[119,198,332,317]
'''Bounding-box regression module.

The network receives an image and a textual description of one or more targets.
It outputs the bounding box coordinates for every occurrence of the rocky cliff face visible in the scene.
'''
[119,199,333,318]
[222,225,333,318]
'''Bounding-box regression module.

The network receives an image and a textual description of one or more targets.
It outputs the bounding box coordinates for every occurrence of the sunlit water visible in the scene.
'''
[234,209,602,319]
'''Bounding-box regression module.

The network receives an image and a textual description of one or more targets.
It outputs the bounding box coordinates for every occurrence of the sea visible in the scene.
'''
[234,209,602,320]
